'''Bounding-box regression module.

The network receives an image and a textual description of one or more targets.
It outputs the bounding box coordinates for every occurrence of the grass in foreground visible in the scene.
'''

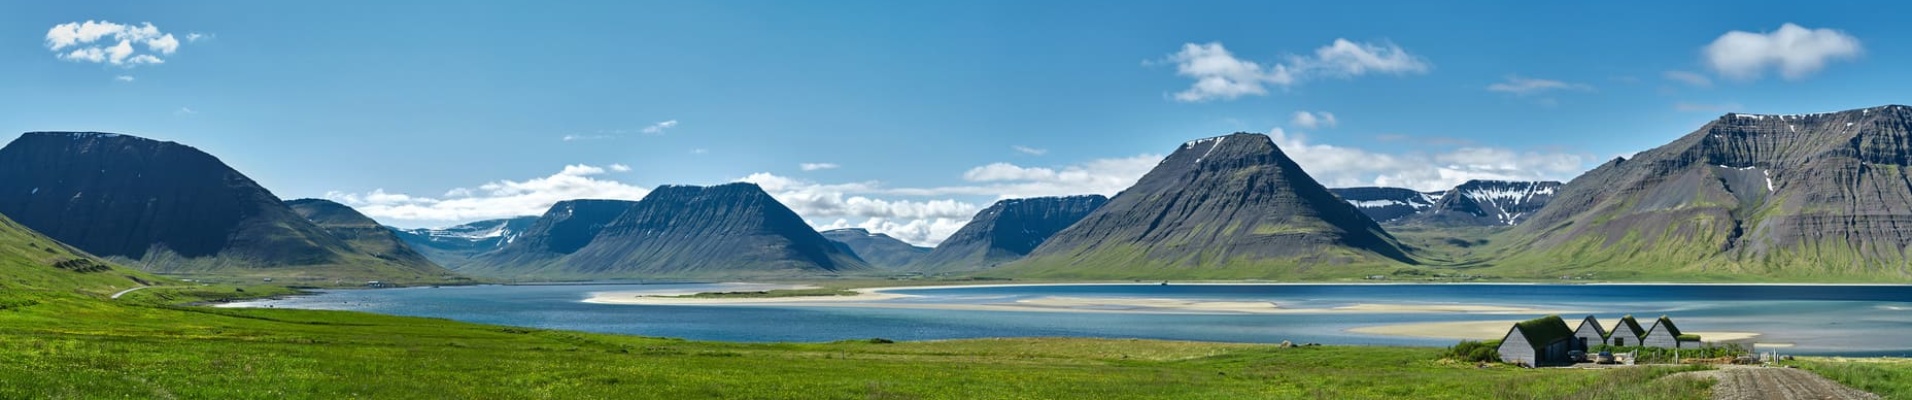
[0,291,1716,399]
[1787,357,1912,399]
[671,288,859,299]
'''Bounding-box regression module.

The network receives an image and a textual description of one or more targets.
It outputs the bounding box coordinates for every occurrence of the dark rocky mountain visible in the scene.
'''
[1335,181,1560,226]
[285,199,441,270]
[389,216,540,267]
[820,228,930,269]
[1330,187,1439,223]
[0,212,158,295]
[460,183,871,279]
[909,195,1107,272]
[999,133,1415,279]
[1503,105,1912,279]
[0,132,458,283]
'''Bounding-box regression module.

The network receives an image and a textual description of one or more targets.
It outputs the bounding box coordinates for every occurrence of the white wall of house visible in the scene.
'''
[1572,321,1605,348]
[1497,327,1535,366]
[1642,322,1681,348]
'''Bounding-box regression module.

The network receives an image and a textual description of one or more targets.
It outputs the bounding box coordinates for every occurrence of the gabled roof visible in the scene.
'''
[1574,315,1607,338]
[1506,315,1576,352]
[1650,315,1683,336]
[1616,315,1647,338]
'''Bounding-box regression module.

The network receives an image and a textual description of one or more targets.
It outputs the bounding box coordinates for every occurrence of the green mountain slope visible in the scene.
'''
[0,213,159,296]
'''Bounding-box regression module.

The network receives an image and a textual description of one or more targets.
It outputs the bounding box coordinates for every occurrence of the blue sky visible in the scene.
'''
[4,0,1906,245]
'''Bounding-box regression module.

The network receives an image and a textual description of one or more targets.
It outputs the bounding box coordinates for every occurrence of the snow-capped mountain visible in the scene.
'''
[388,216,540,266]
[1332,180,1561,226]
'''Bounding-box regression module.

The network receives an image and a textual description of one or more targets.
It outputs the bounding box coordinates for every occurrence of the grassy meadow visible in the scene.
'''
[0,288,1723,399]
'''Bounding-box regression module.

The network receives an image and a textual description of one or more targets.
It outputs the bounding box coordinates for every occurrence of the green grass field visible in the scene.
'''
[0,289,1723,400]
[1787,358,1912,399]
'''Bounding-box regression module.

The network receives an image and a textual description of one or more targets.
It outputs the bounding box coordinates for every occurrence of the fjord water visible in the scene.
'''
[227,283,1912,356]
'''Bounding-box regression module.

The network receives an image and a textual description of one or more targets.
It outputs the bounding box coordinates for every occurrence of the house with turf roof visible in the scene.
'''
[1496,315,1576,367]
[1641,315,1700,348]
[1608,315,1648,347]
[1570,315,1606,350]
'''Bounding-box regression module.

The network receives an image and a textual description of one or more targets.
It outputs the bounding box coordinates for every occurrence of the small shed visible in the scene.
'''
[1609,315,1647,347]
[1497,315,1577,367]
[1641,315,1699,348]
[1570,315,1606,351]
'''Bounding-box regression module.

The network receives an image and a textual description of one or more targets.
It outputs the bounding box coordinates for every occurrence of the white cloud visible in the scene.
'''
[814,218,970,248]
[561,134,609,142]
[45,20,184,67]
[1161,40,1429,102]
[609,163,632,172]
[690,148,708,154]
[641,120,679,134]
[1704,23,1862,81]
[1011,145,1048,156]
[327,164,652,226]
[114,75,134,82]
[1673,102,1743,113]
[185,32,212,42]
[1662,70,1713,88]
[1291,111,1337,129]
[1486,75,1593,96]
[1269,128,1586,191]
[799,163,840,171]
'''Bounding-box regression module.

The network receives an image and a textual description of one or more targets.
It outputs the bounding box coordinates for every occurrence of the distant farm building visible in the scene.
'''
[1496,315,1576,367]
[1570,315,1606,351]
[1609,315,1648,347]
[1641,315,1700,348]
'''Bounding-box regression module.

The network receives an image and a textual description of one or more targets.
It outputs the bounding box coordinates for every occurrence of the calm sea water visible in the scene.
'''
[223,283,1912,356]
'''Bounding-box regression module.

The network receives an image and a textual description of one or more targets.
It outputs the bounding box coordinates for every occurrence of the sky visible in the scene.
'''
[5,1,1907,246]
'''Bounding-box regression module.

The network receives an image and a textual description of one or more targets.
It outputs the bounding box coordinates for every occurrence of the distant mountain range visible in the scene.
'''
[390,216,540,267]
[458,184,871,279]
[820,228,931,269]
[0,132,456,284]
[1000,133,1412,279]
[1332,180,1561,226]
[8,105,1912,283]
[909,195,1106,272]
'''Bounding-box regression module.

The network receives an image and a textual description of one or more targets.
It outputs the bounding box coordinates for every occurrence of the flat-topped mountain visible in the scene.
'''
[1503,105,1912,280]
[909,195,1106,272]
[1334,181,1559,226]
[460,184,871,279]
[0,132,456,283]
[390,216,540,267]
[999,133,1414,279]
[820,228,930,269]
[1330,187,1440,223]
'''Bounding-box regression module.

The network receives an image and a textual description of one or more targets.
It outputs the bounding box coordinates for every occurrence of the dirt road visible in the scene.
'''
[1676,365,1879,400]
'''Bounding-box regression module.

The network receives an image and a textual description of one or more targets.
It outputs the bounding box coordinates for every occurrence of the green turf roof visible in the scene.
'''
[1511,315,1575,351]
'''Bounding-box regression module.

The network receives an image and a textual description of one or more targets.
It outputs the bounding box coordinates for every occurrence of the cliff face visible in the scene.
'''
[461,184,871,279]
[1000,133,1414,279]
[0,132,454,282]
[1506,105,1912,279]
[909,195,1106,272]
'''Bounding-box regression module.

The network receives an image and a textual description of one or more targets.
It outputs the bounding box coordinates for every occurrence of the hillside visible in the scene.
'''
[0,132,458,284]
[389,216,539,267]
[821,228,931,269]
[285,199,443,272]
[1495,105,1912,281]
[910,195,1107,272]
[460,184,871,279]
[997,133,1415,279]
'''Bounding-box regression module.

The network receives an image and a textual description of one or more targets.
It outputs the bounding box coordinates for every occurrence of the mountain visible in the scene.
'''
[0,212,158,295]
[998,133,1415,279]
[285,199,441,270]
[389,216,540,267]
[820,228,930,269]
[1330,187,1440,223]
[460,183,871,279]
[0,132,458,284]
[1501,105,1912,280]
[909,195,1107,272]
[1335,181,1560,226]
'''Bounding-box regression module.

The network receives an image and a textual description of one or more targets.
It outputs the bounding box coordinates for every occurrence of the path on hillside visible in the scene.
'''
[1675,365,1879,400]
[111,286,154,299]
